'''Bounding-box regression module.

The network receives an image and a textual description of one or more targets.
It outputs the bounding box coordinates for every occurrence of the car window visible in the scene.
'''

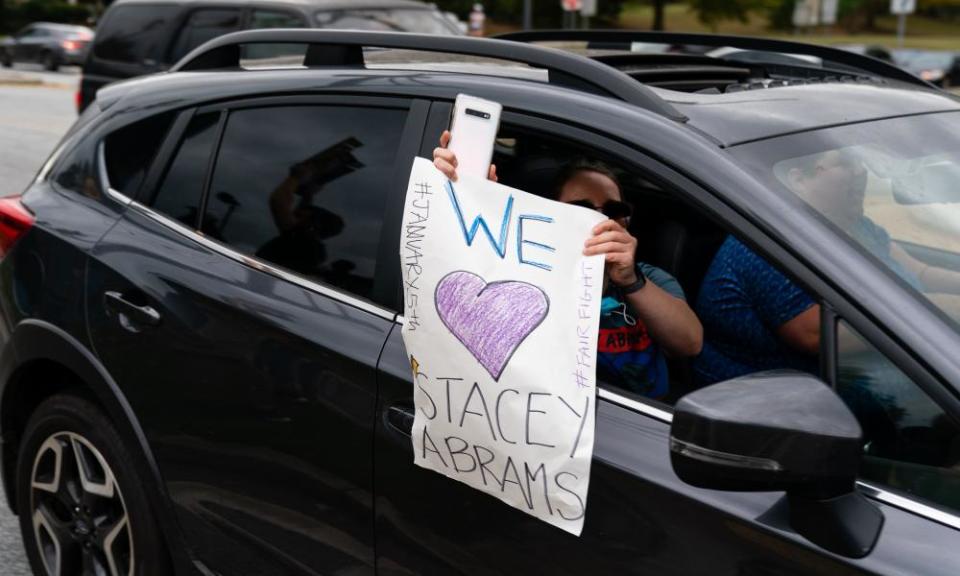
[93,5,178,64]
[480,123,719,404]
[248,9,305,28]
[836,320,960,512]
[731,113,960,338]
[104,113,175,198]
[168,8,241,64]
[51,137,103,200]
[204,105,407,300]
[316,9,457,35]
[148,112,221,228]
[241,10,307,64]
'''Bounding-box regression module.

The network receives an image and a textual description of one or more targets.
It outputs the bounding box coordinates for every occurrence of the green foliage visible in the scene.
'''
[0,0,92,33]
[766,0,796,30]
[687,0,758,28]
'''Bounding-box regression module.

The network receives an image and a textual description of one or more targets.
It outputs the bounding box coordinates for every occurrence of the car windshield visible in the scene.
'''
[316,9,458,35]
[731,111,960,329]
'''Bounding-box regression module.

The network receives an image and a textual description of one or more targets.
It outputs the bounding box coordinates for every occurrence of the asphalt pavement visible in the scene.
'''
[0,62,79,576]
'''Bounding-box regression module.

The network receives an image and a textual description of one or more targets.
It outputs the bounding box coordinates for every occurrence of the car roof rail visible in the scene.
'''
[169,29,686,121]
[496,30,929,88]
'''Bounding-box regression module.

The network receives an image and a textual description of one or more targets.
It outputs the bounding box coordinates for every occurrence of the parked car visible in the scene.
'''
[5,28,960,576]
[835,43,894,63]
[0,23,93,71]
[77,0,463,112]
[895,50,960,87]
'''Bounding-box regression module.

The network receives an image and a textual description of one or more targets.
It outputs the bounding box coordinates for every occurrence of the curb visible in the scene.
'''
[0,73,43,86]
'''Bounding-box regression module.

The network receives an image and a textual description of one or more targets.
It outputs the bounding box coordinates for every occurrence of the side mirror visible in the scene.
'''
[670,371,883,558]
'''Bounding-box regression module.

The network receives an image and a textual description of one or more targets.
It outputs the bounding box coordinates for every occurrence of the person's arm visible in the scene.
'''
[584,219,702,357]
[890,242,960,294]
[776,304,820,355]
[268,175,300,232]
[625,281,703,357]
[433,130,497,182]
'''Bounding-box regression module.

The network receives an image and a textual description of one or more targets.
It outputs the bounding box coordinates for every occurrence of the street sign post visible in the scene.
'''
[561,0,581,29]
[890,0,916,48]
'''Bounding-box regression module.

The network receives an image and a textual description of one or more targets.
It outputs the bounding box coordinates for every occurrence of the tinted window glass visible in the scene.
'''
[241,10,307,64]
[316,9,457,34]
[837,321,960,511]
[150,112,221,228]
[169,9,241,63]
[205,105,406,299]
[93,5,178,63]
[104,113,174,198]
[249,10,305,28]
[52,136,102,200]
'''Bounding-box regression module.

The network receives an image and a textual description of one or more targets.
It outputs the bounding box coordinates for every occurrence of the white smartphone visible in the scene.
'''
[447,93,502,180]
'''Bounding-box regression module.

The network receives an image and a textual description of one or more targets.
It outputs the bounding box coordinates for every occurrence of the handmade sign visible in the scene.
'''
[399,157,605,535]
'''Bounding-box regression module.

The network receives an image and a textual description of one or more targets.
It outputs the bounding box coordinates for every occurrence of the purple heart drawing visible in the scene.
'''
[435,271,549,381]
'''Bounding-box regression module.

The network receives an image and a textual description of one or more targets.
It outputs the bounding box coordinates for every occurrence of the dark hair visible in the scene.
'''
[550,158,622,200]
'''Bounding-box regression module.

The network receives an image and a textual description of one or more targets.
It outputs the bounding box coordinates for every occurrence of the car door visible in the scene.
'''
[7,26,29,61]
[373,107,960,575]
[13,25,43,61]
[81,3,180,110]
[86,96,426,575]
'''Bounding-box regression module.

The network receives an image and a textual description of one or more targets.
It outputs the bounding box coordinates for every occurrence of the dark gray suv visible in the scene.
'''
[5,28,960,576]
[78,0,462,111]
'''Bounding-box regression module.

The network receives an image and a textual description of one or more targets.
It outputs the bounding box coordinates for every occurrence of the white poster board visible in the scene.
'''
[399,157,605,535]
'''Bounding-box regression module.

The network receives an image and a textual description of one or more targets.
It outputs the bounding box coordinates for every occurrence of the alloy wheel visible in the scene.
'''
[30,431,134,576]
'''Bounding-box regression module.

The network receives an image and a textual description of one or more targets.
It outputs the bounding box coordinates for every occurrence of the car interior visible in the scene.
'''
[488,123,960,504]
[490,124,726,404]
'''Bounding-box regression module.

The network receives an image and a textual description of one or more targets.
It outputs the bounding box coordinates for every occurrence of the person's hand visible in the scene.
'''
[583,219,639,287]
[433,130,497,182]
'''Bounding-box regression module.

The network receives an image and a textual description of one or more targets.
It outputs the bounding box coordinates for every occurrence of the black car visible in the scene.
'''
[78,0,462,112]
[835,43,895,63]
[4,28,960,576]
[896,50,960,88]
[0,23,94,71]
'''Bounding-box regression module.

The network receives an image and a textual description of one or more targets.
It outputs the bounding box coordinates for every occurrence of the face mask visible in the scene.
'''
[601,296,637,326]
[600,296,621,316]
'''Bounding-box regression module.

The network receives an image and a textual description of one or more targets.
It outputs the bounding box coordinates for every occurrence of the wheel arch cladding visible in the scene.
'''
[0,319,190,571]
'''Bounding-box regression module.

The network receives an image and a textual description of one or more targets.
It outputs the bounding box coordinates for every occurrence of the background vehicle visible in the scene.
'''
[895,50,960,87]
[835,43,894,63]
[0,23,93,71]
[78,0,462,111]
[4,28,960,576]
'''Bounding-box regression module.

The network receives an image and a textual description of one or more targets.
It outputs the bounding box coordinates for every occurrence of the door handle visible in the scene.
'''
[104,291,161,327]
[386,405,415,437]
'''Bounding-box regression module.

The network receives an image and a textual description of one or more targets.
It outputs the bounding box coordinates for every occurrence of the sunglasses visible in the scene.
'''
[566,199,633,220]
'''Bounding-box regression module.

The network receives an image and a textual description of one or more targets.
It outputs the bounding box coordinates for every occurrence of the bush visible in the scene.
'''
[0,0,92,34]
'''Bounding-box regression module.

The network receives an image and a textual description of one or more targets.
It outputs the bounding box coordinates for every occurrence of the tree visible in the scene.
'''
[688,0,758,28]
[652,0,666,30]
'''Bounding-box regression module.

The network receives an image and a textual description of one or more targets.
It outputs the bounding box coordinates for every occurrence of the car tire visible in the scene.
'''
[42,52,58,72]
[0,50,11,68]
[15,393,170,576]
